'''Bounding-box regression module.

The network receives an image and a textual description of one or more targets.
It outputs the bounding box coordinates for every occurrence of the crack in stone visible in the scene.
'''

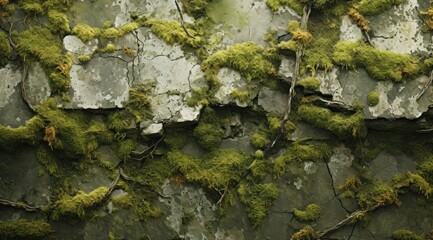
[371,33,397,39]
[324,159,352,214]
[348,222,356,240]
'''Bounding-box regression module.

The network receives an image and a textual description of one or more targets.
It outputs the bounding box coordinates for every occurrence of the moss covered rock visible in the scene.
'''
[0,219,52,239]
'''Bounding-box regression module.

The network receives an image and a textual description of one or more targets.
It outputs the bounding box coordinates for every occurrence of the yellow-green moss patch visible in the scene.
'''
[72,23,101,42]
[293,203,321,221]
[0,116,44,151]
[333,41,421,82]
[0,31,11,66]
[145,19,202,48]
[48,10,70,34]
[297,77,321,90]
[0,219,52,239]
[356,0,405,16]
[237,183,278,226]
[297,104,366,138]
[367,91,380,106]
[52,187,109,219]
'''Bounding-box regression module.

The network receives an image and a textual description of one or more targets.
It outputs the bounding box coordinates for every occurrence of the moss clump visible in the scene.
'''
[0,116,44,151]
[293,203,321,222]
[36,145,59,176]
[193,107,225,150]
[22,3,44,15]
[100,27,122,39]
[230,89,252,104]
[304,38,334,72]
[164,128,190,150]
[297,77,321,90]
[273,143,332,177]
[168,148,249,189]
[145,19,202,48]
[14,27,71,93]
[107,85,152,132]
[338,176,362,198]
[48,10,70,34]
[52,187,109,219]
[297,104,367,138]
[357,183,400,208]
[348,7,370,32]
[72,24,101,42]
[277,40,298,52]
[356,0,405,16]
[36,99,113,159]
[77,55,91,63]
[391,229,422,240]
[291,225,317,240]
[367,91,380,106]
[111,194,162,221]
[421,8,433,30]
[251,132,270,148]
[201,41,277,91]
[237,183,278,226]
[333,41,421,82]
[266,0,303,14]
[181,0,209,18]
[392,172,433,198]
[112,139,137,161]
[14,27,64,68]
[0,31,11,66]
[0,219,53,239]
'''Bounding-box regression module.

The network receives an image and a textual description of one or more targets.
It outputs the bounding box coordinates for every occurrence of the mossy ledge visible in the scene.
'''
[391,229,422,240]
[293,203,321,222]
[297,104,366,139]
[0,219,53,239]
[333,41,421,82]
[0,116,44,151]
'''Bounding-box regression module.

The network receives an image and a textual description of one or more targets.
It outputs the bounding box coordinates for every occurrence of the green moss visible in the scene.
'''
[72,24,100,42]
[251,132,270,148]
[14,27,65,68]
[237,183,278,226]
[0,219,52,239]
[392,172,433,198]
[193,107,225,150]
[266,0,303,14]
[293,203,321,221]
[249,158,272,180]
[391,229,422,240]
[357,183,399,208]
[22,3,44,15]
[0,31,11,66]
[145,18,202,48]
[291,226,317,240]
[277,40,298,52]
[273,143,332,177]
[118,22,140,35]
[36,99,113,159]
[52,187,109,219]
[101,27,122,39]
[297,77,321,90]
[356,0,405,16]
[367,91,380,106]
[201,41,277,92]
[164,128,190,150]
[48,10,70,34]
[168,148,249,189]
[181,0,210,18]
[0,116,44,151]
[107,85,152,132]
[297,104,367,138]
[100,43,116,53]
[77,55,91,63]
[111,194,162,221]
[112,139,137,161]
[230,89,252,103]
[304,38,335,72]
[333,41,421,82]
[36,145,59,176]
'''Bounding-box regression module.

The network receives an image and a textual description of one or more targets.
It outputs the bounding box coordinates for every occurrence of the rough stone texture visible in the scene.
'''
[370,151,417,183]
[214,68,257,107]
[0,147,51,206]
[317,68,433,119]
[24,63,51,107]
[63,36,99,57]
[278,56,296,82]
[328,145,356,187]
[257,86,288,115]
[0,64,33,127]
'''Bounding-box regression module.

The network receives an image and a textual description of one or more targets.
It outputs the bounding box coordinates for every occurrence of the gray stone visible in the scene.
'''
[278,56,296,82]
[291,122,333,141]
[220,136,255,154]
[66,56,130,109]
[0,64,33,127]
[141,123,164,136]
[63,36,99,57]
[339,15,363,41]
[0,147,51,206]
[257,86,288,115]
[370,151,416,183]
[214,68,257,107]
[24,63,51,106]
[328,145,356,187]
